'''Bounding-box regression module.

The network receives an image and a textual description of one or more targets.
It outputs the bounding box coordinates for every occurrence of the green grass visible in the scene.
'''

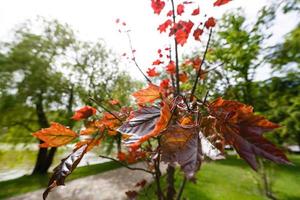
[139,155,300,200]
[0,161,122,199]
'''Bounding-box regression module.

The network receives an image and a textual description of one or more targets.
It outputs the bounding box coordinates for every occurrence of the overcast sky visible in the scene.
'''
[0,0,297,81]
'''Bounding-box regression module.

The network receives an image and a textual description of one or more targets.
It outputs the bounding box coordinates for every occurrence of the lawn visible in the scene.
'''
[0,161,122,199]
[139,155,300,200]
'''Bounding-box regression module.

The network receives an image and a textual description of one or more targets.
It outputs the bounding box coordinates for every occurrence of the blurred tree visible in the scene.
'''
[207,6,275,105]
[0,18,139,174]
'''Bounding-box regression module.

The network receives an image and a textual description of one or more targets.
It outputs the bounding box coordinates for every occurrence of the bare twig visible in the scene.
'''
[126,32,152,83]
[99,155,154,174]
[190,28,213,101]
[89,97,122,122]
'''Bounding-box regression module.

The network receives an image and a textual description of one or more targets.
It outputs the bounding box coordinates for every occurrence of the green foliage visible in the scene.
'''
[0,18,139,143]
[139,155,300,200]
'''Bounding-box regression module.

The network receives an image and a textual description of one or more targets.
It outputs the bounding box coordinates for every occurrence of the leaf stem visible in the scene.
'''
[126,31,152,84]
[99,155,154,174]
[190,28,213,101]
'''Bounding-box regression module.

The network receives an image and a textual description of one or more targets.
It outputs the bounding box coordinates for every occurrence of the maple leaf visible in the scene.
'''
[213,0,232,7]
[147,67,160,77]
[179,72,188,83]
[193,28,203,41]
[118,102,171,148]
[191,7,200,15]
[109,99,120,105]
[209,98,290,170]
[160,79,170,89]
[175,29,188,46]
[200,116,225,153]
[33,122,78,147]
[135,179,147,188]
[43,144,88,200]
[177,4,185,15]
[71,106,96,121]
[117,151,127,161]
[125,190,138,200]
[174,20,194,46]
[158,19,172,33]
[152,59,164,65]
[75,137,102,152]
[166,61,176,74]
[161,125,201,180]
[151,0,165,15]
[132,84,161,105]
[205,17,216,29]
[167,10,173,17]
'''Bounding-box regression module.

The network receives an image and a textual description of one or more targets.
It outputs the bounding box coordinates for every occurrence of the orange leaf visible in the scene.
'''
[71,106,96,121]
[132,84,161,105]
[75,138,102,152]
[33,122,78,147]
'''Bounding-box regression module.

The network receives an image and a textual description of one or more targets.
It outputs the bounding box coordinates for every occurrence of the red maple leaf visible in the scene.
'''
[167,10,173,17]
[213,0,232,7]
[147,67,160,77]
[166,61,176,74]
[193,28,203,41]
[175,29,188,46]
[160,79,170,89]
[191,7,200,16]
[72,106,97,121]
[205,17,216,29]
[209,98,290,170]
[152,59,164,65]
[177,4,185,15]
[179,72,188,83]
[158,19,172,33]
[151,0,165,15]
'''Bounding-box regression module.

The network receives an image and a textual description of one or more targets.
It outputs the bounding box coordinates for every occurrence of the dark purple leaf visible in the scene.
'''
[43,144,88,200]
[117,106,160,144]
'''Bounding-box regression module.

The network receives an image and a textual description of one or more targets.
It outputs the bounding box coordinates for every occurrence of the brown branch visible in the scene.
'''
[99,155,154,174]
[190,28,213,101]
[89,97,122,122]
[170,0,180,95]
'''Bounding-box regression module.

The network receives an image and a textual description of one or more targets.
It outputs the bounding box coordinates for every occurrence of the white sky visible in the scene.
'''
[0,0,297,81]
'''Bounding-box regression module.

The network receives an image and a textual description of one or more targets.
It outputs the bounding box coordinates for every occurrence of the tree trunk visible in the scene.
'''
[32,93,51,174]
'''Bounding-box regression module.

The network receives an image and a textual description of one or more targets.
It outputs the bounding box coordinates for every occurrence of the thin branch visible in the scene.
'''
[203,91,209,105]
[170,0,180,95]
[126,31,152,84]
[89,97,122,122]
[153,137,165,200]
[190,28,213,101]
[176,177,187,200]
[99,155,154,174]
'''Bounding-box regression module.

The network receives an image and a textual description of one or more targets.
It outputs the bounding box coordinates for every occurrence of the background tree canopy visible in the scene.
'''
[0,18,140,174]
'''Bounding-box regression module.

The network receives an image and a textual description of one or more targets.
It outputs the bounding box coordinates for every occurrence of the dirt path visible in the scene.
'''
[8,163,166,200]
